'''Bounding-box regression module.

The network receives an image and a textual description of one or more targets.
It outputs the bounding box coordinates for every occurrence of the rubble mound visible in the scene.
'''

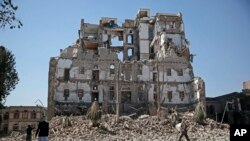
[0,112,229,141]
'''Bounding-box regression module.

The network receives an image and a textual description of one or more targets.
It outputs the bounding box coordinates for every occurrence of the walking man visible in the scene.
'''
[36,116,49,141]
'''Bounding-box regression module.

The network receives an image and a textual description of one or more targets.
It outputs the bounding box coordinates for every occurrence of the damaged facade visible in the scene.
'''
[0,106,45,133]
[48,9,205,120]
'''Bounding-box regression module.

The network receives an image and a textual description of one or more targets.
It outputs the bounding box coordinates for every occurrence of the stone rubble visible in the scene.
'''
[0,112,229,141]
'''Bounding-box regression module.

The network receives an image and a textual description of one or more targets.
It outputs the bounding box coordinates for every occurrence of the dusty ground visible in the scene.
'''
[0,112,229,141]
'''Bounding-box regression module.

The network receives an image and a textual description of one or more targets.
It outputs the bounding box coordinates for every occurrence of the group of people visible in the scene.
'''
[26,116,49,141]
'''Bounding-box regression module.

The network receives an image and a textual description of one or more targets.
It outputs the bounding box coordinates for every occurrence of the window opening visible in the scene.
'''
[64,89,70,101]
[179,91,184,101]
[110,64,115,74]
[64,69,70,81]
[168,91,172,102]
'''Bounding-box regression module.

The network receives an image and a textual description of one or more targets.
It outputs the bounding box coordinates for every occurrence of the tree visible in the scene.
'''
[0,46,19,107]
[193,101,206,124]
[87,100,102,127]
[0,0,22,29]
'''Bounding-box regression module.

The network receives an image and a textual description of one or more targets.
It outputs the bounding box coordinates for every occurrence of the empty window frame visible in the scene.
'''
[167,91,172,102]
[64,89,70,101]
[170,21,175,29]
[149,47,155,59]
[127,48,134,57]
[13,124,19,131]
[110,64,115,74]
[78,89,84,100]
[64,69,70,81]
[153,86,157,100]
[31,110,36,119]
[179,91,185,101]
[121,91,132,103]
[166,68,171,76]
[138,64,142,75]
[138,86,144,101]
[153,72,157,82]
[167,38,172,42]
[22,110,28,119]
[127,34,133,44]
[111,36,123,47]
[109,86,115,101]
[92,70,99,80]
[14,110,19,119]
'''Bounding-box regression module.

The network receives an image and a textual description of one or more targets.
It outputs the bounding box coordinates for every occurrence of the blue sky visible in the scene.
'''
[0,0,249,106]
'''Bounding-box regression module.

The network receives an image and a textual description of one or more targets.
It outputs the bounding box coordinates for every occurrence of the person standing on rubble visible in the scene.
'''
[26,125,33,141]
[35,116,49,141]
[176,119,190,141]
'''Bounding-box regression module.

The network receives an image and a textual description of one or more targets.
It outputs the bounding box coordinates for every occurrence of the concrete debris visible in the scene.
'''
[0,112,229,141]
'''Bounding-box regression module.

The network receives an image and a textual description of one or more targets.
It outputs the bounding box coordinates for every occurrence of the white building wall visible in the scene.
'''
[139,23,149,39]
[138,65,150,81]
[139,40,149,53]
[162,68,191,82]
[56,59,72,78]
[55,82,92,103]
[148,83,192,104]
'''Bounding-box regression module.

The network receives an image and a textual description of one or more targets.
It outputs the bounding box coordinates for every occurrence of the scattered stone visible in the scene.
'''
[0,112,229,141]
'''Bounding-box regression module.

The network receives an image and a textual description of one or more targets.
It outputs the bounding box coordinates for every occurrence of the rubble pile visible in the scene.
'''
[0,113,229,141]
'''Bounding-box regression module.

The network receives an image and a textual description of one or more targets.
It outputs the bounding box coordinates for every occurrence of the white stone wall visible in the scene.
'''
[55,82,93,103]
[139,40,149,53]
[139,23,149,39]
[161,68,191,82]
[138,65,150,81]
[148,83,193,104]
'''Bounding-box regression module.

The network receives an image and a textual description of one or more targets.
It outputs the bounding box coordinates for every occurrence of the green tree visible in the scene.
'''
[0,46,19,107]
[87,100,102,127]
[193,102,206,124]
[0,0,22,29]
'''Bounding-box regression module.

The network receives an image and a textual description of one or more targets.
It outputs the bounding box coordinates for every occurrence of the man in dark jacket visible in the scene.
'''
[36,117,49,141]
[26,125,33,141]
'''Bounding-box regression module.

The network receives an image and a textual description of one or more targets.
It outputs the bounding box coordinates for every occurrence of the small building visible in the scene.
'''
[206,82,250,124]
[0,106,45,133]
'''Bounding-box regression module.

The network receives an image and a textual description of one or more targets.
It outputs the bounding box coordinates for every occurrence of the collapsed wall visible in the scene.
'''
[48,9,205,120]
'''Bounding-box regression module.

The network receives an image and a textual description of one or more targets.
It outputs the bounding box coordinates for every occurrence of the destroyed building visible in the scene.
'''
[47,9,205,120]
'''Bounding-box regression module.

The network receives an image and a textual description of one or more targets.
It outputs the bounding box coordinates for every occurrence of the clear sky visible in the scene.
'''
[0,0,250,107]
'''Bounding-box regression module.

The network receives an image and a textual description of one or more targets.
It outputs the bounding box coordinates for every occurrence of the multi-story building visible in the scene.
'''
[0,106,45,133]
[48,9,205,120]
